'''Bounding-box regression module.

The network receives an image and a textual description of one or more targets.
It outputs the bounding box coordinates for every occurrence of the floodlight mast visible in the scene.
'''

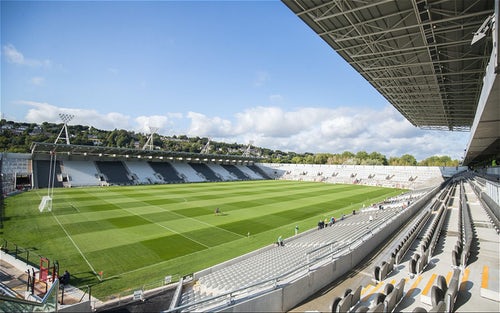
[243,140,254,157]
[142,127,159,150]
[201,138,211,154]
[55,113,75,145]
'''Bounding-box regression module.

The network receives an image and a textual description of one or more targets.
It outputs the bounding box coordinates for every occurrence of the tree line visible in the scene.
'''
[0,119,460,166]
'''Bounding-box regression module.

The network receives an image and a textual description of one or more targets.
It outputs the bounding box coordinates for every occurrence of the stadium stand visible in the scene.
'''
[1,1,498,309]
[235,165,265,180]
[125,160,164,184]
[219,164,248,180]
[94,161,134,185]
[258,163,465,189]
[33,160,64,189]
[157,173,499,313]
[171,163,206,183]
[188,163,222,182]
[246,165,271,179]
[61,160,101,187]
[147,161,184,183]
[204,164,233,181]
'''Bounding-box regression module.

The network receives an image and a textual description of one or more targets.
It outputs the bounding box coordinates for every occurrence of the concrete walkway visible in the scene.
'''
[0,250,97,310]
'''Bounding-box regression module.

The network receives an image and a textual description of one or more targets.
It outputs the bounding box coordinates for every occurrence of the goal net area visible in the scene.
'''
[39,196,52,212]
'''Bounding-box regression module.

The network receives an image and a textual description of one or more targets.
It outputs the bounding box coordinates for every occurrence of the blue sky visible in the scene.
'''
[1,0,469,161]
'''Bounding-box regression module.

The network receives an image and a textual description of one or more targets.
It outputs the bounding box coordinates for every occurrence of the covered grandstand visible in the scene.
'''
[0,0,499,312]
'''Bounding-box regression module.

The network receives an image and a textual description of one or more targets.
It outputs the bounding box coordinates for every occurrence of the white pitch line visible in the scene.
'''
[51,212,101,280]
[99,189,246,239]
[89,190,213,248]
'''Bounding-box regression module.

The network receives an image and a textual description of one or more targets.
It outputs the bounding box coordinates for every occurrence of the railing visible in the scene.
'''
[165,205,412,313]
[0,279,59,312]
[0,241,37,269]
[166,185,447,313]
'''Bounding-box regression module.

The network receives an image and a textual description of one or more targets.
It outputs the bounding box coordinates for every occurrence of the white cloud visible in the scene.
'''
[22,101,130,130]
[3,44,51,67]
[17,101,468,161]
[135,115,170,134]
[186,112,233,137]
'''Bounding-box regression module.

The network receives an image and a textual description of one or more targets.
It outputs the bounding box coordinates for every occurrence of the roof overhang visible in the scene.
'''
[282,0,498,166]
[30,142,262,164]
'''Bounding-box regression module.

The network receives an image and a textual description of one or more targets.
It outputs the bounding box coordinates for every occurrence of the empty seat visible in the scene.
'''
[436,275,447,293]
[431,286,444,307]
[329,296,341,313]
[395,278,406,303]
[384,283,394,296]
[373,293,386,306]
[338,293,353,312]
[429,300,445,313]
[368,302,384,313]
[384,291,397,313]
[352,285,362,306]
[374,266,381,281]
[355,306,369,313]
[344,288,352,297]
[380,262,389,281]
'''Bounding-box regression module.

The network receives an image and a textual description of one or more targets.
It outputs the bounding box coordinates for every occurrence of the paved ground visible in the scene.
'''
[0,250,96,309]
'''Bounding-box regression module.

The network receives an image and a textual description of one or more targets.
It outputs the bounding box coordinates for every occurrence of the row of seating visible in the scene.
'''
[43,160,267,187]
[458,179,473,267]
[408,184,454,275]
[325,183,455,312]
[262,163,463,190]
[178,192,426,310]
[373,252,396,283]
[372,200,432,283]
[330,285,362,312]
[394,207,431,265]
[413,268,461,313]
[335,278,406,313]
[309,173,499,313]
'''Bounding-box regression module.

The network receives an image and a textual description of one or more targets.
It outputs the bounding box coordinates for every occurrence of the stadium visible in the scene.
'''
[1,1,499,313]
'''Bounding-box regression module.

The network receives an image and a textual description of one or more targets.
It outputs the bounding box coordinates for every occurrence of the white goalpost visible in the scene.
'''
[39,113,75,213]
[39,195,52,212]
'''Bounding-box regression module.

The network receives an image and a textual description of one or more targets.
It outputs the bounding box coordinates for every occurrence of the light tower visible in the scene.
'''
[142,126,159,150]
[243,140,254,157]
[201,138,211,154]
[54,113,75,145]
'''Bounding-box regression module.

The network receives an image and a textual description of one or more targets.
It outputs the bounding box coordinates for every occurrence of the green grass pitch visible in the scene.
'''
[1,180,404,300]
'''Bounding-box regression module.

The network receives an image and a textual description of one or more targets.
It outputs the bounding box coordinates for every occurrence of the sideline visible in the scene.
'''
[51,212,102,280]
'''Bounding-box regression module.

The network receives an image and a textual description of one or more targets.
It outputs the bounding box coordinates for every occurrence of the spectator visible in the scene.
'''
[60,270,70,285]
[277,235,284,247]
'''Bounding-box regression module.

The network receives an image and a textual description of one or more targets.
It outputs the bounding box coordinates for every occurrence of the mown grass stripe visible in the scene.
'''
[2,180,404,299]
